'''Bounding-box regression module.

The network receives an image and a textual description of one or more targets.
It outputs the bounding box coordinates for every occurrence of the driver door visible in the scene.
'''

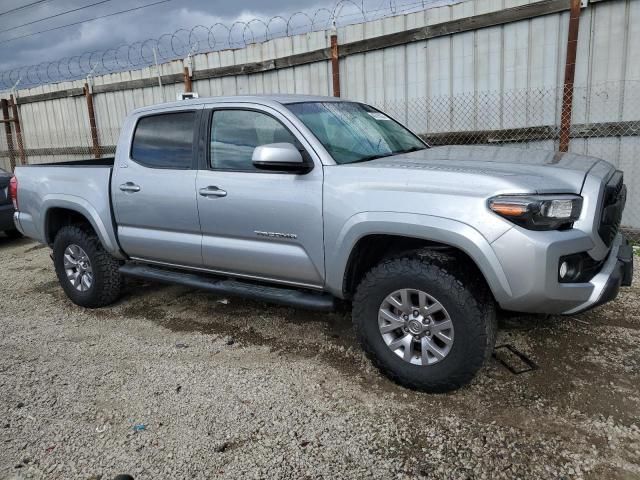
[195,105,325,288]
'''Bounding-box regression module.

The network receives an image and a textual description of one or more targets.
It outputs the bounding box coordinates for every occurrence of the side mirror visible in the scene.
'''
[252,143,311,173]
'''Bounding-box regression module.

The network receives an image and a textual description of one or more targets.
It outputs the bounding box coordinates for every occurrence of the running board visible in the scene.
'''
[119,263,335,312]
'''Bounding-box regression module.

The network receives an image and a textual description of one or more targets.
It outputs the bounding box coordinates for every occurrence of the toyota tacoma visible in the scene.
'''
[11,95,633,392]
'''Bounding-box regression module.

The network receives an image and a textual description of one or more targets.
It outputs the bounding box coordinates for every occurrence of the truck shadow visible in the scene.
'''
[0,234,32,249]
[120,280,356,347]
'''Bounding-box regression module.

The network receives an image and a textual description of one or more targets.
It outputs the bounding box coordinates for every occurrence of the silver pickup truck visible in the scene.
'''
[12,94,633,392]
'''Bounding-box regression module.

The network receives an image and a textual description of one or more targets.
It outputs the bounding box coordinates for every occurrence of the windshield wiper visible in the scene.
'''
[348,145,427,164]
[393,146,427,155]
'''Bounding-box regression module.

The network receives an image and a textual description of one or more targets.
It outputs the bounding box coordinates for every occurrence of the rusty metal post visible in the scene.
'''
[1,99,16,170]
[183,66,192,93]
[558,0,582,152]
[330,33,341,97]
[9,95,25,165]
[84,83,101,159]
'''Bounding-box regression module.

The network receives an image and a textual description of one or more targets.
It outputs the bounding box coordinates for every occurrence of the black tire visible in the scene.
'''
[353,254,496,393]
[4,228,23,239]
[53,225,123,308]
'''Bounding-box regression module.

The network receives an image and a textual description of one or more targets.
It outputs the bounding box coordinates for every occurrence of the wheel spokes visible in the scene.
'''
[387,292,410,314]
[63,253,78,268]
[80,273,92,291]
[388,334,413,361]
[379,309,405,334]
[378,288,454,366]
[431,318,453,333]
[63,244,93,292]
[420,336,446,365]
[423,301,444,316]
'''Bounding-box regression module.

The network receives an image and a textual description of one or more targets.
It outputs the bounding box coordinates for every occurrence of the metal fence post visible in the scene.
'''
[152,47,165,103]
[330,32,341,97]
[9,95,25,165]
[84,82,101,159]
[559,0,582,152]
[183,66,192,93]
[0,99,16,170]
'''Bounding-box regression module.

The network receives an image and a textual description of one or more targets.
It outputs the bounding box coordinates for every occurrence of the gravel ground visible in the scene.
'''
[1,235,639,480]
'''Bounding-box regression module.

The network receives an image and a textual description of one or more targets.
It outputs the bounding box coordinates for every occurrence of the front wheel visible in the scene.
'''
[353,255,496,393]
[53,226,123,308]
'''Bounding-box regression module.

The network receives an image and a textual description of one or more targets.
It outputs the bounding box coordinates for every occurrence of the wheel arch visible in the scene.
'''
[325,212,512,303]
[41,196,124,259]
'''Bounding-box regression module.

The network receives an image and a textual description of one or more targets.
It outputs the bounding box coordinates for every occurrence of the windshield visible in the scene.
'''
[286,101,427,164]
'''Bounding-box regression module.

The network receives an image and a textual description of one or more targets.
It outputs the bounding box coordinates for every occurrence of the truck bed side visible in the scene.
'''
[13,158,124,259]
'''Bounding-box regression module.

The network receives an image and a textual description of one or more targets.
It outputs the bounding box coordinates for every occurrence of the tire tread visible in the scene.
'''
[353,253,496,392]
[53,225,123,308]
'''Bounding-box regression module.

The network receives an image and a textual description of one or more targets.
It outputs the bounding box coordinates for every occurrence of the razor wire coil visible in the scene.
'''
[0,0,450,89]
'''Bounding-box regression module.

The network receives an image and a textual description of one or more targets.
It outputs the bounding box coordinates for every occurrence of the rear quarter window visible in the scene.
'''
[131,112,195,169]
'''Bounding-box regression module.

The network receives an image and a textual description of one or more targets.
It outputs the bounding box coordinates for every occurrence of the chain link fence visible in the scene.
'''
[0,126,120,167]
[1,81,639,242]
[379,81,640,241]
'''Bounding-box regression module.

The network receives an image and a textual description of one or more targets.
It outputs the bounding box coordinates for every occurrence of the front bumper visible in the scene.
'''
[492,229,633,315]
[564,236,633,314]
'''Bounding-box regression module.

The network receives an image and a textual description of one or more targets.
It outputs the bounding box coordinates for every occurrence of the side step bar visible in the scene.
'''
[119,263,336,312]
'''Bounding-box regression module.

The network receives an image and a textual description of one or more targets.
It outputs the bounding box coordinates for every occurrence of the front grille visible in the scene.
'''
[598,171,626,247]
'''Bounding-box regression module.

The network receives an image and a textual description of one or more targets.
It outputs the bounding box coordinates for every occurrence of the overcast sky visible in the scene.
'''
[0,0,452,85]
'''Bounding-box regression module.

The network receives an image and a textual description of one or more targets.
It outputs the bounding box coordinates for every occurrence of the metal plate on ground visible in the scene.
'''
[493,344,538,375]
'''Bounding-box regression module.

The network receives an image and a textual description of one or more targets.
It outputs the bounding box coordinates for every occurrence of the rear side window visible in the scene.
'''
[131,112,195,168]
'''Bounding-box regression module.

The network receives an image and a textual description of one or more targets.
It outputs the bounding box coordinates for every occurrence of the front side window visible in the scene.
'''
[210,109,298,171]
[286,102,426,164]
[131,112,195,169]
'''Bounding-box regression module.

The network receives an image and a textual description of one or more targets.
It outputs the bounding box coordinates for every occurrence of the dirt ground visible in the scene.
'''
[0,235,639,479]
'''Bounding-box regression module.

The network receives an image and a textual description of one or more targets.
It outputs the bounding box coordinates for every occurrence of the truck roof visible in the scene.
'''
[132,94,344,115]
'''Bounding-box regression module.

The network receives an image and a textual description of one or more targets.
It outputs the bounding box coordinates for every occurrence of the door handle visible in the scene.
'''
[199,186,227,198]
[119,182,141,193]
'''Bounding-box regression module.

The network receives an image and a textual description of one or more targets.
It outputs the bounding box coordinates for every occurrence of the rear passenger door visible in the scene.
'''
[195,105,325,288]
[112,108,203,267]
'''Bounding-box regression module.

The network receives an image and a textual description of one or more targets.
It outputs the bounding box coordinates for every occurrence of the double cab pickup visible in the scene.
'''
[11,95,633,392]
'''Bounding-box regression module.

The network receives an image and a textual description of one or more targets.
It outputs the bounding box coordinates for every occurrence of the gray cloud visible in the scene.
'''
[0,0,339,70]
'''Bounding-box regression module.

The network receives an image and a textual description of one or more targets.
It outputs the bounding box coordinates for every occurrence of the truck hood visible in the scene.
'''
[323,145,614,243]
[354,145,609,194]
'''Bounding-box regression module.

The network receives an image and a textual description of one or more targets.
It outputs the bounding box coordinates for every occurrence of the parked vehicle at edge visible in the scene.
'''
[10,95,633,392]
[0,168,21,239]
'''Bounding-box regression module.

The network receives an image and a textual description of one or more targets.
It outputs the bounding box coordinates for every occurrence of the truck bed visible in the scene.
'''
[21,157,115,167]
[12,159,121,255]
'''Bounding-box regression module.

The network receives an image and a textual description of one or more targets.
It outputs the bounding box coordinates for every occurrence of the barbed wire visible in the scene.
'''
[0,0,456,90]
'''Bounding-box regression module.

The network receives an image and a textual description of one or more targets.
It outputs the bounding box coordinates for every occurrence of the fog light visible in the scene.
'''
[559,261,569,279]
[559,252,602,283]
[558,254,586,283]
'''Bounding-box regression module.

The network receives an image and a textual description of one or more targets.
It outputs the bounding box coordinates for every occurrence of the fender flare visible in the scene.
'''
[41,194,125,259]
[325,211,512,303]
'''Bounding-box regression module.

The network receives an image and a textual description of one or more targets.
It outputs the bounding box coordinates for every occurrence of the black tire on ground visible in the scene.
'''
[53,225,123,308]
[352,254,497,393]
[4,228,23,239]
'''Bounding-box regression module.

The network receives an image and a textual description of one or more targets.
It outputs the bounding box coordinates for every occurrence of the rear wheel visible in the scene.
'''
[353,254,496,393]
[53,226,123,308]
[4,228,22,239]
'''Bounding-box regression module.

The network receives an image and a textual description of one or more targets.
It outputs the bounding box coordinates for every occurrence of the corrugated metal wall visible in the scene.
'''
[1,0,639,227]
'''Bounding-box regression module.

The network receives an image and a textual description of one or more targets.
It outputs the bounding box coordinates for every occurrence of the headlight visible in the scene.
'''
[488,194,583,231]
